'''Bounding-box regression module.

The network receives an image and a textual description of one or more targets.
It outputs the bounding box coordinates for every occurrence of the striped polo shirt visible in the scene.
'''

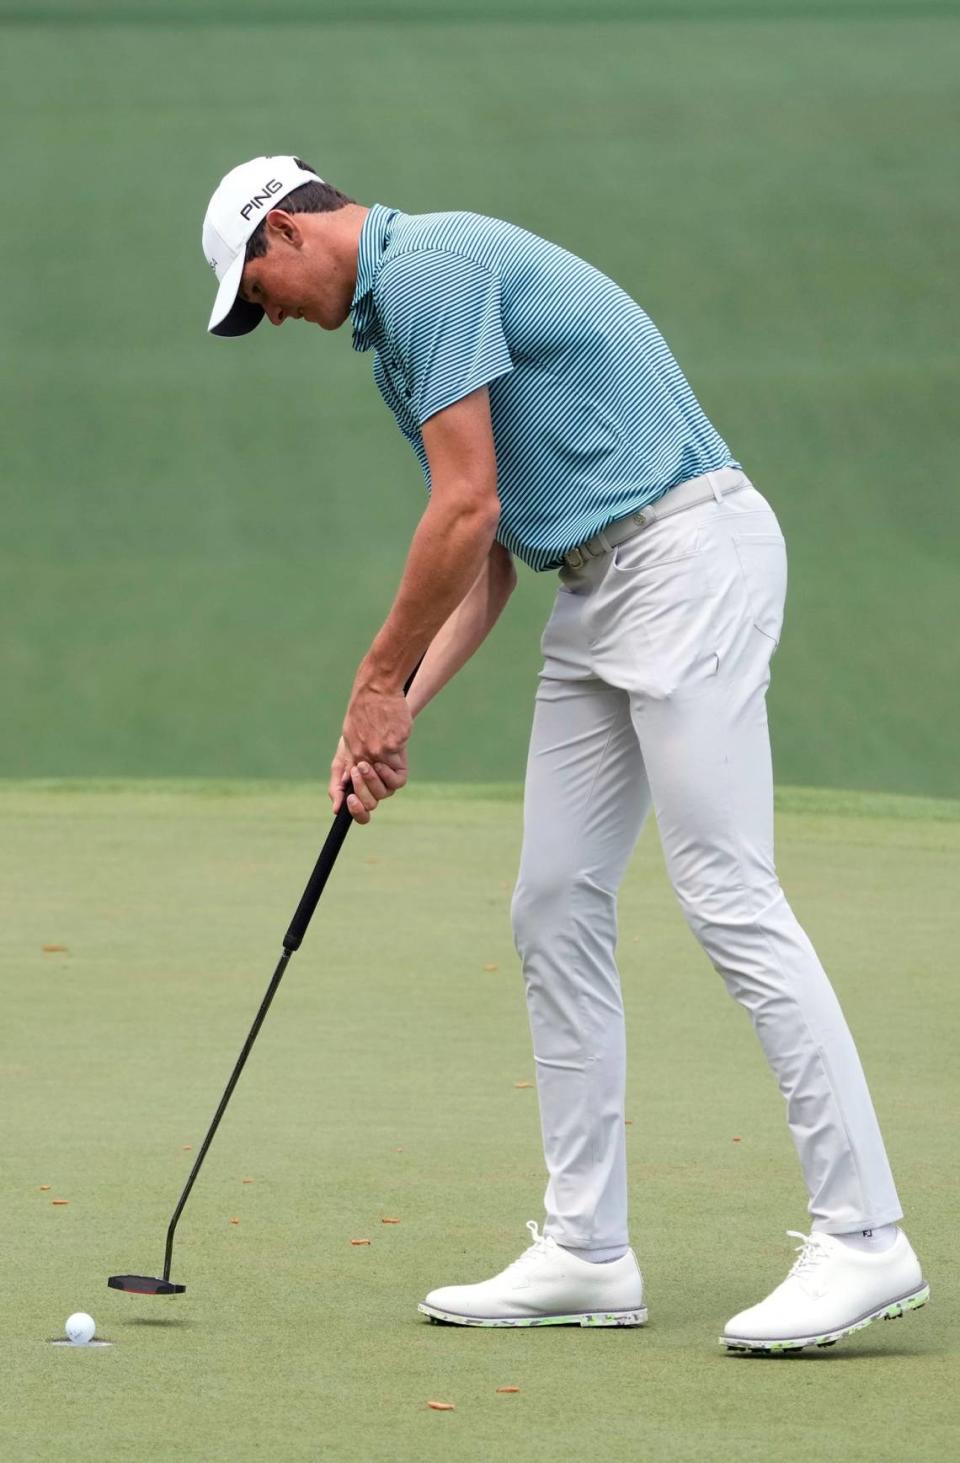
[351,204,740,572]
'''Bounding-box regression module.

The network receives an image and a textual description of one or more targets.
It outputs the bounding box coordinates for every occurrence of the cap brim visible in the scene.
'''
[207,251,264,337]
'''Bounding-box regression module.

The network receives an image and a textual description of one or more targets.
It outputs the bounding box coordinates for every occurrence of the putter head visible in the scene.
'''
[108,1274,186,1295]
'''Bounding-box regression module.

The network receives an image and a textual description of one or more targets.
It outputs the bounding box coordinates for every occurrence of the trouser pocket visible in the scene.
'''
[732,532,787,645]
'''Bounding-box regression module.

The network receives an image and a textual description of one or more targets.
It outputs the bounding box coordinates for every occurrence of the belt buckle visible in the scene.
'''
[565,546,585,569]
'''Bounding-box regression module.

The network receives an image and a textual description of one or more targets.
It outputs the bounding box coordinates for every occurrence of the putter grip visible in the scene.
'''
[282,661,422,953]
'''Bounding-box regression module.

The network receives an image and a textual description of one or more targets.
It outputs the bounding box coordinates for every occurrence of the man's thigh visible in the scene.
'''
[518,673,650,895]
[587,491,788,914]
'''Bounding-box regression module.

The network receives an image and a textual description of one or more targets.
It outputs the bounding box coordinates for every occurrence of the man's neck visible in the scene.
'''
[328,204,369,294]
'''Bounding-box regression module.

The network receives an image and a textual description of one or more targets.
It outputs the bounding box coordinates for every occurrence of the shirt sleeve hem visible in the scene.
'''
[416,360,515,428]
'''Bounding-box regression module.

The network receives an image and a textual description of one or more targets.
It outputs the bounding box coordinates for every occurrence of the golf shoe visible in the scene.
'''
[722,1228,929,1354]
[419,1220,647,1327]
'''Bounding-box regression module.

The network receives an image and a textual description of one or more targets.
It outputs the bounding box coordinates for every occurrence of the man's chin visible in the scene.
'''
[314,309,350,332]
[295,304,349,331]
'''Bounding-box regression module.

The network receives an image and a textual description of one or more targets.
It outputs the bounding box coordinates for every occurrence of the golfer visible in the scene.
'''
[201,156,928,1351]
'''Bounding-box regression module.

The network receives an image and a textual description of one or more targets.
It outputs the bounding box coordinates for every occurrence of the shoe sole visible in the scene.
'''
[720,1281,930,1354]
[418,1302,648,1328]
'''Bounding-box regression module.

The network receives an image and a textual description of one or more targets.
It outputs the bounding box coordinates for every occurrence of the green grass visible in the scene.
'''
[2,781,957,1461]
[1,8,958,794]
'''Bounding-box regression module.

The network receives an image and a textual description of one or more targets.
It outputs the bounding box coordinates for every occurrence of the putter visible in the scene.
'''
[109,667,420,1296]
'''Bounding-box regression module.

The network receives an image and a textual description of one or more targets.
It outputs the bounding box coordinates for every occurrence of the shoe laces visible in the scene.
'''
[785,1230,833,1280]
[506,1220,555,1273]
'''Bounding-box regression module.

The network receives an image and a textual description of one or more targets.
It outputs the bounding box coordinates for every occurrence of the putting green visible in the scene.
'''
[2,781,957,1461]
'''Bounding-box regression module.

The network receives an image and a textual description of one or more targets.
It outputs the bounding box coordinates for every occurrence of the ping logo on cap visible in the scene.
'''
[240,179,284,221]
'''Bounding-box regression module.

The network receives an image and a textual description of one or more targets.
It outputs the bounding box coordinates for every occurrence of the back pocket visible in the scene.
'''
[733,533,787,645]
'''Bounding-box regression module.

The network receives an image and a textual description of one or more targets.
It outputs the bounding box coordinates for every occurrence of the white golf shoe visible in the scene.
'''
[419,1220,647,1328]
[722,1228,929,1354]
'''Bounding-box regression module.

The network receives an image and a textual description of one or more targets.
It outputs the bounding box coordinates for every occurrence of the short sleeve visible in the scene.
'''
[376,250,515,426]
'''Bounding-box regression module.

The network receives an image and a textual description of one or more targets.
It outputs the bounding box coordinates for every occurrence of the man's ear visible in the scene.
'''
[264,209,303,248]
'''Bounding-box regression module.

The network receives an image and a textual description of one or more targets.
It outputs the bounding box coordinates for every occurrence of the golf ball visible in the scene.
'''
[65,1312,96,1345]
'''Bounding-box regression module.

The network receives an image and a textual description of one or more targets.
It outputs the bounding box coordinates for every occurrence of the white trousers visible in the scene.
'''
[511,469,903,1248]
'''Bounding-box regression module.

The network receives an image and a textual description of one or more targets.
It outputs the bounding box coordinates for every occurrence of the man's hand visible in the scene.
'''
[328,735,408,823]
[342,681,412,766]
[328,682,412,823]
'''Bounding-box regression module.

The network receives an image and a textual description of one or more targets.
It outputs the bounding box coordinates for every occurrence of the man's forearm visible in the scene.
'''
[406,547,516,718]
[357,492,500,695]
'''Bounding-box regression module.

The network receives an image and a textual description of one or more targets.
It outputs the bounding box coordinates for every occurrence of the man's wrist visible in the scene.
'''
[353,652,407,698]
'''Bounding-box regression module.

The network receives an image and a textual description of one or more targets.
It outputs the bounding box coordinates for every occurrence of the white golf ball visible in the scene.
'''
[65,1312,96,1345]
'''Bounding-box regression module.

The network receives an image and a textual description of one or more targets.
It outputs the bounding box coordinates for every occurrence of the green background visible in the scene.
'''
[2,2,957,794]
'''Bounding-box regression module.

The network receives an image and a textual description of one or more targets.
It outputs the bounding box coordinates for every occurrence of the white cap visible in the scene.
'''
[202,156,324,336]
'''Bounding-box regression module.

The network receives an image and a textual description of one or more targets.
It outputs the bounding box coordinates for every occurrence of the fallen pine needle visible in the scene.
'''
[229,1217,240,1225]
[514,1081,534,1089]
[350,1238,372,1246]
[52,1199,69,1206]
[42,944,68,953]
[242,1177,254,1183]
[496,1386,520,1394]
[482,963,498,972]
[39,1185,51,1191]
[427,1401,455,1411]
[381,1217,400,1224]
[181,1145,193,1151]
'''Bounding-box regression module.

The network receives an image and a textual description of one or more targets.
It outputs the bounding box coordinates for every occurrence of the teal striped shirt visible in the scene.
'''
[351,204,739,572]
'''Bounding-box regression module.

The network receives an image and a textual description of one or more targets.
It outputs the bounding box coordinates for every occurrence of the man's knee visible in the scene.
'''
[671,877,787,959]
[511,865,616,957]
[511,868,566,955]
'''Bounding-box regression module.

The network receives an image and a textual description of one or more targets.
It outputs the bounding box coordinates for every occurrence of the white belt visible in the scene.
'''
[561,468,751,569]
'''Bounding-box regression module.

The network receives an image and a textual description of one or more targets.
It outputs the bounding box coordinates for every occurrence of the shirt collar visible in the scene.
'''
[351,203,400,353]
